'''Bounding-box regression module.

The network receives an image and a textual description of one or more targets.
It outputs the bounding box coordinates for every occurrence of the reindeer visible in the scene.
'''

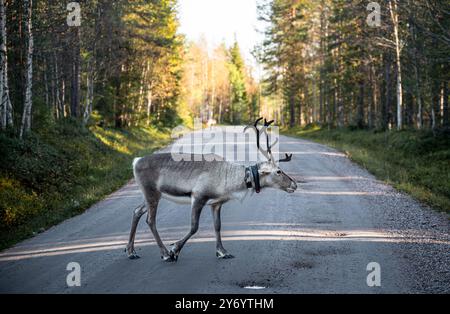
[126,118,297,262]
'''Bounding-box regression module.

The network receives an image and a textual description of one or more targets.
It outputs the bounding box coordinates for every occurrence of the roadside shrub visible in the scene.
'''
[0,178,43,227]
[0,122,170,249]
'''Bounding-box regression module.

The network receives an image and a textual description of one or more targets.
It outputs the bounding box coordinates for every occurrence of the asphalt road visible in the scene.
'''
[0,127,449,293]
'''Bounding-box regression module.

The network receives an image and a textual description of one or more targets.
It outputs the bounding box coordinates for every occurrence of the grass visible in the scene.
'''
[283,125,450,213]
[0,121,171,250]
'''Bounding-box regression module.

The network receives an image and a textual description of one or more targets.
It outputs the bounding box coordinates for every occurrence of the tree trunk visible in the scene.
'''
[405,91,414,127]
[357,80,365,128]
[325,84,330,128]
[146,87,152,126]
[382,54,392,130]
[431,64,441,130]
[218,99,222,124]
[443,81,448,128]
[44,59,49,108]
[137,61,147,120]
[319,76,324,124]
[53,51,62,119]
[368,63,376,129]
[0,0,13,129]
[413,62,423,129]
[289,93,295,128]
[113,63,123,128]
[0,0,3,129]
[70,27,80,118]
[61,79,66,117]
[389,0,403,130]
[211,58,216,119]
[83,67,94,125]
[410,21,423,129]
[20,0,33,138]
[318,2,326,124]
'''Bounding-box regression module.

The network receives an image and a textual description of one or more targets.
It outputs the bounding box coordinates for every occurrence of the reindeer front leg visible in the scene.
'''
[169,196,206,261]
[143,193,174,262]
[211,203,234,259]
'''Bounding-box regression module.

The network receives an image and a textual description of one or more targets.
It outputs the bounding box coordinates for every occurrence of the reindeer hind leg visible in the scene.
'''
[126,203,146,259]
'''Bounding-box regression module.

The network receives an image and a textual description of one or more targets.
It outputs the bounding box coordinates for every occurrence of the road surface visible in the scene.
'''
[0,127,449,293]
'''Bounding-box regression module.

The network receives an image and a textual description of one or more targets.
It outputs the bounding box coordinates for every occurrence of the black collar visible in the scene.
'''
[245,164,261,193]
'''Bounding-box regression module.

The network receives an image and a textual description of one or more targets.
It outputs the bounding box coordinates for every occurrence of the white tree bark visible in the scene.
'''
[146,88,153,126]
[83,68,94,125]
[20,0,33,138]
[0,0,13,130]
[0,0,4,129]
[389,0,403,130]
[54,52,62,119]
[135,60,149,126]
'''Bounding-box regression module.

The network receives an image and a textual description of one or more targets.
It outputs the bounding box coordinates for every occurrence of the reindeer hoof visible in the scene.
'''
[169,249,179,262]
[216,252,234,259]
[126,248,140,260]
[161,251,178,262]
[162,255,177,262]
[168,244,181,262]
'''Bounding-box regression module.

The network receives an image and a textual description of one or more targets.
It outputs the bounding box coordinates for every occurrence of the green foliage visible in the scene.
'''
[227,41,250,124]
[257,0,309,125]
[0,122,170,250]
[285,127,450,212]
[0,178,42,227]
[180,39,257,125]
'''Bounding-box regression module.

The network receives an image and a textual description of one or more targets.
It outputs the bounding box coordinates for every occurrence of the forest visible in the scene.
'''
[1,1,448,134]
[256,0,449,130]
[0,1,449,248]
[1,0,183,132]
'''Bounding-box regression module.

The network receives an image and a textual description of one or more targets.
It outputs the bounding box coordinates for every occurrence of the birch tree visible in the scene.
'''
[20,0,33,138]
[388,0,403,130]
[0,0,13,130]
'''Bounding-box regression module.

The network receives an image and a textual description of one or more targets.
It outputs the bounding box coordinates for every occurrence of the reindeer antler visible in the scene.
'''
[243,117,263,149]
[278,153,293,163]
[262,118,278,156]
[244,117,278,163]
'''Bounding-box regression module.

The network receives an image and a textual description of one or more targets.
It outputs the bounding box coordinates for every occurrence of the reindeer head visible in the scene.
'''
[244,118,298,194]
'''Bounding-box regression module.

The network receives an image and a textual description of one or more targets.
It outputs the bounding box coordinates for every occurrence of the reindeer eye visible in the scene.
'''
[276,170,282,175]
